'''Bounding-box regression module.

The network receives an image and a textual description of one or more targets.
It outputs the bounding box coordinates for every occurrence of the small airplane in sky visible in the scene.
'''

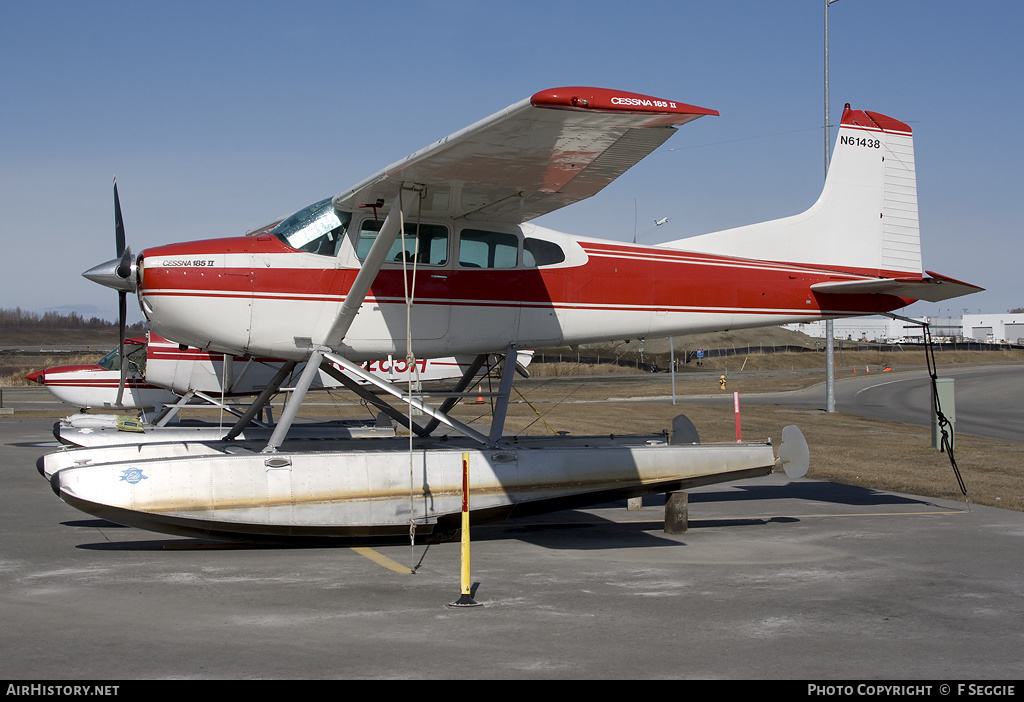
[50,86,980,542]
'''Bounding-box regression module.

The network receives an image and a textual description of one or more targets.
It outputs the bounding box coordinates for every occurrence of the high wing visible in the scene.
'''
[322,87,716,350]
[332,87,717,224]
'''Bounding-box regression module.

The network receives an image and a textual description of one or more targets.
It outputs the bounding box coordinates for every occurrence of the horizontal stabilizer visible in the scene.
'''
[810,271,984,303]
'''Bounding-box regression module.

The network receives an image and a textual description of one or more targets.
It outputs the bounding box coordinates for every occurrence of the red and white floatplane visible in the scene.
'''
[43,87,980,542]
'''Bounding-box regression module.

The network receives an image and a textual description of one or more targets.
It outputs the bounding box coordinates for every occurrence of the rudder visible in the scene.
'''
[662,104,923,279]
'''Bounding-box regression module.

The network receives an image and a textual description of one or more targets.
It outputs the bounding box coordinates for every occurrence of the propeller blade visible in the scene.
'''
[114,179,126,258]
[115,180,128,407]
[116,291,127,407]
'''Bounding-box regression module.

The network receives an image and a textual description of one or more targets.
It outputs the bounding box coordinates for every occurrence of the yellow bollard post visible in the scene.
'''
[449,451,481,607]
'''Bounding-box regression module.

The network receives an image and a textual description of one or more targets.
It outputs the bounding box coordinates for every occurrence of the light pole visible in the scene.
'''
[824,0,840,413]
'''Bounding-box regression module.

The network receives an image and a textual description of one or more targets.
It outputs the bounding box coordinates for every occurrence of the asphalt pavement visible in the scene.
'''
[1,413,1021,680]
[734,364,1023,443]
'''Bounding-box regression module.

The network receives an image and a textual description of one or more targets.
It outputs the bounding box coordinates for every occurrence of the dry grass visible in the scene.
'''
[529,348,1024,375]
[528,361,646,377]
[0,329,121,346]
[0,353,102,386]
[446,373,1024,513]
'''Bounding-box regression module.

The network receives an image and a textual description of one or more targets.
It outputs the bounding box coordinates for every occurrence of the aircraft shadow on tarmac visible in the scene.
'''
[71,534,290,552]
[63,518,129,529]
[484,516,796,550]
[687,481,934,508]
[65,515,729,552]
[65,518,688,552]
[63,519,290,551]
[61,481,941,552]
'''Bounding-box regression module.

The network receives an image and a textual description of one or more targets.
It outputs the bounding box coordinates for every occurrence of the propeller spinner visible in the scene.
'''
[81,180,138,406]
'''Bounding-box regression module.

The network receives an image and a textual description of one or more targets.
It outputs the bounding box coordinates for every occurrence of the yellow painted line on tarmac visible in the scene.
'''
[350,546,415,574]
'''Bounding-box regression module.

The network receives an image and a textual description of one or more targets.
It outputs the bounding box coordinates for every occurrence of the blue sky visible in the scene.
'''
[2,1,1020,326]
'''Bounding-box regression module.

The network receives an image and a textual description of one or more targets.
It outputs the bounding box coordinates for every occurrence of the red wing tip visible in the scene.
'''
[531,87,718,117]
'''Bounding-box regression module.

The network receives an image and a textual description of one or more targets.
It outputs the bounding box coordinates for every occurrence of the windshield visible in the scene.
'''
[270,197,351,256]
[97,344,146,373]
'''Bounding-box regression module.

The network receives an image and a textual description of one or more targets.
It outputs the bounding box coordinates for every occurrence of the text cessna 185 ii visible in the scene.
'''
[28,331,531,447]
[48,86,981,542]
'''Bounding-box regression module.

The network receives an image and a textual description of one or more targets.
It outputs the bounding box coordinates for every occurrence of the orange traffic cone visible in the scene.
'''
[476,385,484,403]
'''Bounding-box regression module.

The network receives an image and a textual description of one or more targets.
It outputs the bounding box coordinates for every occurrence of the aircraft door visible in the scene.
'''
[349,219,451,345]
[447,228,522,350]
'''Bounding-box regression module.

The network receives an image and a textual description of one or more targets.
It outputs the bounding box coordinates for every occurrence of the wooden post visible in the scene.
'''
[665,492,688,534]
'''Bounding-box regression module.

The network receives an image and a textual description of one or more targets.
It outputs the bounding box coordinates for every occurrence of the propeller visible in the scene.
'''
[82,179,138,406]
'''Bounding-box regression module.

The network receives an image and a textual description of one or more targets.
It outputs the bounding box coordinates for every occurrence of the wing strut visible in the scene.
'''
[151,390,196,427]
[322,185,423,349]
[263,350,324,452]
[419,354,489,435]
[317,358,430,437]
[489,344,519,442]
[322,351,490,445]
[223,360,297,442]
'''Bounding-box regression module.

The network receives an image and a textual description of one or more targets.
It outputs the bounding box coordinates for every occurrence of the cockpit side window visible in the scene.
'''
[357,220,449,265]
[270,198,351,257]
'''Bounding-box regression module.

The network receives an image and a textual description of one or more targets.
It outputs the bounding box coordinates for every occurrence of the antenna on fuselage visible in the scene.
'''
[633,198,638,244]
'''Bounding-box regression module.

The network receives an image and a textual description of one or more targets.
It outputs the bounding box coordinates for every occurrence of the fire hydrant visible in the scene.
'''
[719,375,727,390]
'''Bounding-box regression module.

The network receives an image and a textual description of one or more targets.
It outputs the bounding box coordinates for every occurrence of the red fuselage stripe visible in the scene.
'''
[140,239,912,319]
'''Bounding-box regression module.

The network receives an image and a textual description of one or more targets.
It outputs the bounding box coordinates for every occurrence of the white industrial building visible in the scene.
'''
[784,314,1023,344]
[962,314,1024,344]
[782,316,953,343]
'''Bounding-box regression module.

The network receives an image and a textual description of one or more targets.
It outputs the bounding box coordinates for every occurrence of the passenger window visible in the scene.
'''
[459,229,518,269]
[357,220,449,265]
[523,237,565,267]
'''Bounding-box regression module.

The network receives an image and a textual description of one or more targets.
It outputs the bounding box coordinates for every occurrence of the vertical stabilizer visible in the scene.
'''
[661,105,923,278]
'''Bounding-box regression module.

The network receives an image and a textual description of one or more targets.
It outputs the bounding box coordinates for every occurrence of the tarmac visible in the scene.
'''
[2,411,1022,681]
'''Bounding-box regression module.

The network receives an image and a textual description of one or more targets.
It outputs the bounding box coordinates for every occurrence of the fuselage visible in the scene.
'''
[25,340,176,410]
[136,210,911,362]
[29,331,524,410]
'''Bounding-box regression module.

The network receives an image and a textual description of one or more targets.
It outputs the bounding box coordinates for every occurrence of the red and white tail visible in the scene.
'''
[662,105,922,278]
